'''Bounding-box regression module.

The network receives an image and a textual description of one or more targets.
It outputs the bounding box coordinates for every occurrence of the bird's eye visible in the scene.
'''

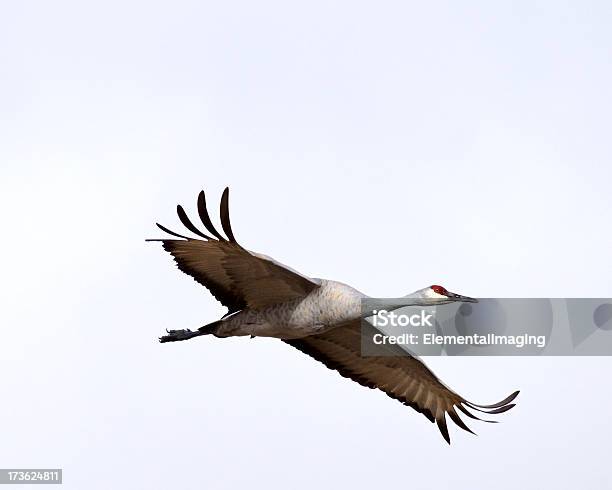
[431,285,448,295]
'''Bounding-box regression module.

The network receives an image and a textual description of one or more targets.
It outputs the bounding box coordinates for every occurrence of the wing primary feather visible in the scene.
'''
[155,223,191,240]
[464,402,516,414]
[473,403,516,415]
[457,404,497,423]
[197,190,226,241]
[466,390,519,409]
[220,187,238,243]
[176,205,213,240]
[436,415,451,444]
[447,407,476,435]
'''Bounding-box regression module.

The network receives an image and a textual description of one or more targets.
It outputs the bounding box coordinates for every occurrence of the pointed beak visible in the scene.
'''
[447,292,478,303]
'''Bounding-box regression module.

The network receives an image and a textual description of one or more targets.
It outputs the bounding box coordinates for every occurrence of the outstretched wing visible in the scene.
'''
[148,188,320,313]
[284,320,519,444]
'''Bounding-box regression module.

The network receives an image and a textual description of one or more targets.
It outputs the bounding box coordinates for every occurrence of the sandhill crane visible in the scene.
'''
[147,188,518,443]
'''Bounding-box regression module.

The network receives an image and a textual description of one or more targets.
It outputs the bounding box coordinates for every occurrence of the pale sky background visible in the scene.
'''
[1,1,612,489]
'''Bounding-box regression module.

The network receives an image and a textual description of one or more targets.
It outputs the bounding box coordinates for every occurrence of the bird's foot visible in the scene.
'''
[159,328,200,343]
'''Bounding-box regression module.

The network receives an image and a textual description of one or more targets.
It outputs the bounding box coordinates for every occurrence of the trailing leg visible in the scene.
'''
[158,328,206,343]
[158,320,222,343]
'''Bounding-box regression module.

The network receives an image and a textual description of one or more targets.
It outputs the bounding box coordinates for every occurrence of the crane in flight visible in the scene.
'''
[147,188,519,444]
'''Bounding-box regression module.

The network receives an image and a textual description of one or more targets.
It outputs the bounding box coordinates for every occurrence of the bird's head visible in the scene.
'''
[410,285,478,305]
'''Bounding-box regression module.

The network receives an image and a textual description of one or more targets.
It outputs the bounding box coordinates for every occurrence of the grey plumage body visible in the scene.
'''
[215,279,363,338]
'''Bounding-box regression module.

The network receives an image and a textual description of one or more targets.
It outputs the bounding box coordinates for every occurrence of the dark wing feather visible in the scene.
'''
[285,320,519,444]
[149,188,320,313]
[219,187,237,243]
[155,223,191,240]
[177,205,213,240]
[160,240,246,313]
[197,191,226,241]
